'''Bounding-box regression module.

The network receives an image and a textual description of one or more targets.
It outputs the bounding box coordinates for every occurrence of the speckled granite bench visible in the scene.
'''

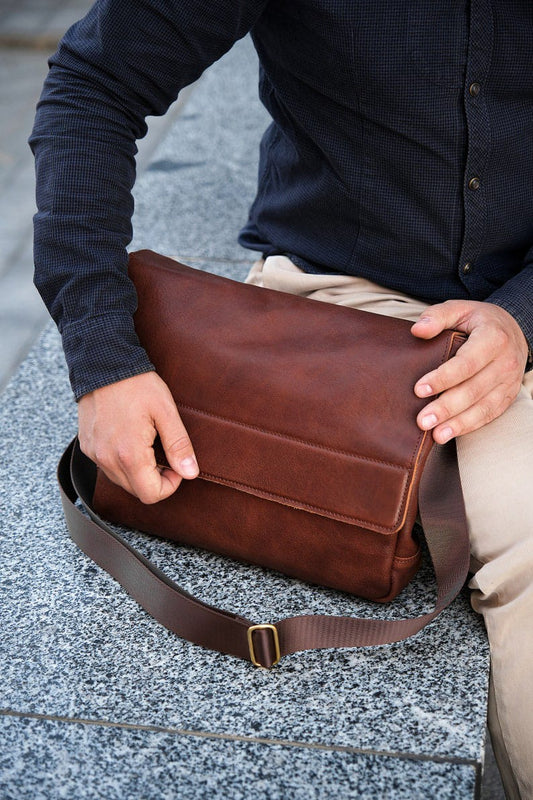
[0,37,490,799]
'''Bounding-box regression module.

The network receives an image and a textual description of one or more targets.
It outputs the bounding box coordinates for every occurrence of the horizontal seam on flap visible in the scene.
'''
[177,401,410,472]
[199,470,409,532]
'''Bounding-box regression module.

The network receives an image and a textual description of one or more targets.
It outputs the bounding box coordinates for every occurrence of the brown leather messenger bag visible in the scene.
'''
[58,250,470,668]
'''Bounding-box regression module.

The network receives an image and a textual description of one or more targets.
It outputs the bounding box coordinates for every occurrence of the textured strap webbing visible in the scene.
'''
[58,437,470,668]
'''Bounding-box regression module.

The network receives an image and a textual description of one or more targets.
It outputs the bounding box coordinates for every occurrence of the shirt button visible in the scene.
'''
[468,177,481,190]
[462,262,472,274]
[469,82,481,97]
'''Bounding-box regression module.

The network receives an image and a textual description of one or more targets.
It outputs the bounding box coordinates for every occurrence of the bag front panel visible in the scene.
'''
[93,471,421,601]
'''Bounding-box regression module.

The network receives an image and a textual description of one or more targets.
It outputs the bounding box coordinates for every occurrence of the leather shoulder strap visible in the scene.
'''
[58,438,470,668]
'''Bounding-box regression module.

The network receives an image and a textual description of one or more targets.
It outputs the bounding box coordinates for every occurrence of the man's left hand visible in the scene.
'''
[411,300,529,443]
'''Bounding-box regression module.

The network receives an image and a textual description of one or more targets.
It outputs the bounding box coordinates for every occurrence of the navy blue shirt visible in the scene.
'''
[30,0,533,399]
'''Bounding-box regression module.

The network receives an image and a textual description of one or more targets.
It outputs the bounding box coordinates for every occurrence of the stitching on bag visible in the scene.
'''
[403,332,463,470]
[176,332,461,533]
[199,470,408,532]
[393,551,421,564]
[399,331,464,515]
[176,401,411,471]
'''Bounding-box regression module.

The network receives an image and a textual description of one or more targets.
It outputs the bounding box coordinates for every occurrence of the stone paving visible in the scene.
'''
[0,45,50,391]
[0,0,90,49]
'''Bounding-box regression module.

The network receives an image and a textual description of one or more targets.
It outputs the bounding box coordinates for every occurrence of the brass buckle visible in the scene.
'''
[247,624,281,668]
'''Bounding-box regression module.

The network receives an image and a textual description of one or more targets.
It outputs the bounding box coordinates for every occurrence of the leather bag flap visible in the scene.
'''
[130,251,464,535]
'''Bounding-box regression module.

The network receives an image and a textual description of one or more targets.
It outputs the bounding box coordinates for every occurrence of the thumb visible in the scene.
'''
[155,404,199,480]
[411,300,469,340]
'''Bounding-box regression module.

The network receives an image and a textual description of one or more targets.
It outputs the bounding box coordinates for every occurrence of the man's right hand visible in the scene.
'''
[77,371,199,504]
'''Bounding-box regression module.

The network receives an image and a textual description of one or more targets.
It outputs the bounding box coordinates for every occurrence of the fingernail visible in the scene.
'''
[417,316,432,325]
[179,456,198,478]
[421,414,438,429]
[438,427,454,443]
[416,383,433,397]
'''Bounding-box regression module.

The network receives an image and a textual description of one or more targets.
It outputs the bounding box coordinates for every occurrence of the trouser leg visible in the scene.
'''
[247,255,533,799]
[456,380,533,800]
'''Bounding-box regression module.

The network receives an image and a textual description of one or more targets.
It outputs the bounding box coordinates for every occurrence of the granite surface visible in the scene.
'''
[0,714,478,800]
[0,35,490,799]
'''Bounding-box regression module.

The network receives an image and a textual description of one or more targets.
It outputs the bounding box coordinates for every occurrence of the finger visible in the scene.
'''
[417,366,505,432]
[104,435,181,504]
[427,385,518,443]
[77,435,133,496]
[414,330,492,397]
[155,405,199,480]
[157,465,185,494]
[126,459,184,505]
[411,300,471,340]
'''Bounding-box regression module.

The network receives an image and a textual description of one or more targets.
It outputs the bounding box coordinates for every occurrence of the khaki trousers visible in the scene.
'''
[246,256,533,800]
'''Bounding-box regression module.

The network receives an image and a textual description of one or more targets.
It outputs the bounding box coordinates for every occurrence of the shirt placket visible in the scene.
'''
[458,0,494,291]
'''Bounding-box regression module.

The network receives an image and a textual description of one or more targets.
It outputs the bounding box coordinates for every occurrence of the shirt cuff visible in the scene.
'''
[61,312,155,400]
[487,271,533,372]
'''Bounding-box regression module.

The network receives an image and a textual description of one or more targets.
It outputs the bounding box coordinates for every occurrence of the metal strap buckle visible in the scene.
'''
[247,624,281,668]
